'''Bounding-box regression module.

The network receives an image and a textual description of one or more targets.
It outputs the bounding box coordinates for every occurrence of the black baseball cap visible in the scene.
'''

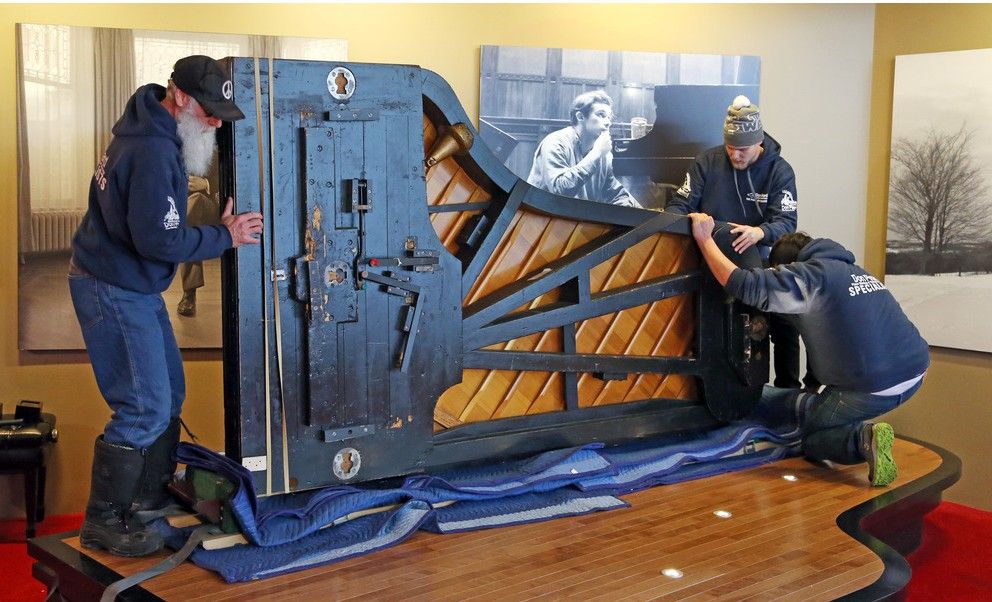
[171,55,245,121]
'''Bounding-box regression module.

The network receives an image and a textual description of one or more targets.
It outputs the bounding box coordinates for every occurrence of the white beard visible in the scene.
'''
[176,102,216,177]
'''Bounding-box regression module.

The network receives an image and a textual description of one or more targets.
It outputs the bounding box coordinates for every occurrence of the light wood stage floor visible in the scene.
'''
[29,437,959,601]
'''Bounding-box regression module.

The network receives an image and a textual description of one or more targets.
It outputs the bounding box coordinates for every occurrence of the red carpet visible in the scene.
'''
[0,503,989,600]
[0,514,83,602]
[905,501,992,601]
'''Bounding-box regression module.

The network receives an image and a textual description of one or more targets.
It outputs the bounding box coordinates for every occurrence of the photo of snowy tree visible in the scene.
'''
[886,49,992,353]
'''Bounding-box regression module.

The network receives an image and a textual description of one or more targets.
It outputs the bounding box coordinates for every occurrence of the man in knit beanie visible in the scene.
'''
[666,95,817,391]
[723,95,765,150]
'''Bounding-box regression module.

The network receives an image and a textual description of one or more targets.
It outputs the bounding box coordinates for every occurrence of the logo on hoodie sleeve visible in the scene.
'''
[676,172,691,198]
[163,196,180,230]
[780,190,797,212]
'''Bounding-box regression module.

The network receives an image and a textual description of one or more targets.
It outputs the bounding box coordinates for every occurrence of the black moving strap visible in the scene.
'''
[99,524,218,602]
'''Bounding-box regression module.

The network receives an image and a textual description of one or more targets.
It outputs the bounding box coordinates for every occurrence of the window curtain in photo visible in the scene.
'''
[20,24,96,214]
[94,27,135,161]
[16,24,33,258]
[250,34,282,59]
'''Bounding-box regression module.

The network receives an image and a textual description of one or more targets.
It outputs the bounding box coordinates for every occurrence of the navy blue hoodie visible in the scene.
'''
[726,238,930,393]
[72,84,232,294]
[666,133,798,251]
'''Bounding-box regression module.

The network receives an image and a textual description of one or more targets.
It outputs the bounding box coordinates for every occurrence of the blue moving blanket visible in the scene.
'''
[161,420,800,582]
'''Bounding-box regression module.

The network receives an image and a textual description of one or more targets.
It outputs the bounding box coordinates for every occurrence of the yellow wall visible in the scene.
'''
[871,4,992,510]
[0,3,880,516]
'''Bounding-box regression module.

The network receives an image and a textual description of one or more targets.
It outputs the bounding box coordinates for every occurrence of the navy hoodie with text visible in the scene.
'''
[726,238,930,393]
[666,133,798,251]
[72,84,232,294]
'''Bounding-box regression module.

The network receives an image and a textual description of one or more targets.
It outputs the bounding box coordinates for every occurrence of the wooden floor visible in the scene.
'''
[39,439,946,601]
[18,252,222,350]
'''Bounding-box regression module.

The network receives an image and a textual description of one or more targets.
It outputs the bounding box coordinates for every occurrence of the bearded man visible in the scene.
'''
[68,55,262,556]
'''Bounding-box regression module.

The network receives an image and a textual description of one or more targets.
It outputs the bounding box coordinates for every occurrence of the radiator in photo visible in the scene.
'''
[30,209,85,253]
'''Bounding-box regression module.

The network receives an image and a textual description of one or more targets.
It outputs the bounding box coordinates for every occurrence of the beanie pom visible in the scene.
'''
[724,95,763,147]
[732,95,752,110]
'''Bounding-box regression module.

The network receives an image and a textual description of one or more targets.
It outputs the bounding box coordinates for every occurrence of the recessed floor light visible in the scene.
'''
[662,568,684,579]
[782,474,798,482]
[713,510,732,518]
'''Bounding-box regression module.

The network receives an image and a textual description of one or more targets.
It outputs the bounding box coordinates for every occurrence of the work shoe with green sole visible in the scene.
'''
[861,422,897,487]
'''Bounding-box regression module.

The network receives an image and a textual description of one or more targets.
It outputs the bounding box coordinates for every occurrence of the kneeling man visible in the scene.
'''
[688,213,929,486]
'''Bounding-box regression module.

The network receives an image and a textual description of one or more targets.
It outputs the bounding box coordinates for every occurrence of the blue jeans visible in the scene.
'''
[755,380,923,464]
[69,273,184,449]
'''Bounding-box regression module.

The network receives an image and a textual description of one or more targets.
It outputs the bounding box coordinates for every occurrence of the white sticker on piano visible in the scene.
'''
[242,456,268,472]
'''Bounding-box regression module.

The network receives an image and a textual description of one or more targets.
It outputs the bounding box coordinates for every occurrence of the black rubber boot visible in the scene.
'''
[80,437,164,557]
[135,418,180,511]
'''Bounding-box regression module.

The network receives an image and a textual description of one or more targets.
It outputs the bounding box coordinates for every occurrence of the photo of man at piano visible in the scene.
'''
[526,90,642,207]
[479,46,761,211]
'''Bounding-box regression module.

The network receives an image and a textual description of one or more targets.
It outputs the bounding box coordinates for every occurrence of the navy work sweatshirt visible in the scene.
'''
[72,84,232,294]
[666,133,798,250]
[726,238,930,393]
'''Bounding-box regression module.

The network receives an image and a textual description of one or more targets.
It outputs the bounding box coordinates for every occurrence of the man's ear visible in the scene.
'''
[173,87,191,109]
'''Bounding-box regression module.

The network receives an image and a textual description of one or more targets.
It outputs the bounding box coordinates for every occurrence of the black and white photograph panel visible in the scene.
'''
[479,45,760,210]
[885,48,992,354]
[16,23,345,350]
